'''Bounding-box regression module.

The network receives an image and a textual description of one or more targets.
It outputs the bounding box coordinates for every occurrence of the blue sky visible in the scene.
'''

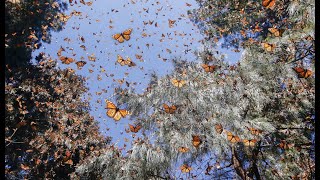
[32,0,241,153]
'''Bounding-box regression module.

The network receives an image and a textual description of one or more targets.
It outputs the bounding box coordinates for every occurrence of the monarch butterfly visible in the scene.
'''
[88,54,96,61]
[261,42,276,52]
[125,57,136,67]
[60,56,75,64]
[163,103,177,114]
[171,79,186,88]
[247,127,263,135]
[117,55,136,67]
[180,164,192,173]
[278,140,294,149]
[105,100,129,121]
[215,124,223,134]
[112,28,132,43]
[168,19,176,28]
[178,147,189,153]
[192,135,202,148]
[292,67,312,79]
[201,64,216,73]
[129,124,142,133]
[117,55,127,66]
[242,139,257,147]
[226,131,240,143]
[268,27,284,37]
[262,0,275,9]
[76,61,87,69]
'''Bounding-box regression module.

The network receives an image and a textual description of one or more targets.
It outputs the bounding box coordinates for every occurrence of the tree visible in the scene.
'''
[75,0,314,179]
[5,57,111,179]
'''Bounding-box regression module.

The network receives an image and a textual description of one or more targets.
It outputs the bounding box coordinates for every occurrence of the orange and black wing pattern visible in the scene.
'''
[243,139,257,147]
[180,164,192,173]
[105,100,129,121]
[201,64,216,73]
[113,28,132,43]
[268,27,284,37]
[129,124,142,133]
[292,67,312,79]
[262,0,276,9]
[171,79,186,88]
[226,131,240,143]
[163,103,177,114]
[192,135,202,148]
[178,146,189,153]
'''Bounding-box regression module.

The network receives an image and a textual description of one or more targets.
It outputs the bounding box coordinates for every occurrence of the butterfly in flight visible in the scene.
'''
[76,61,87,69]
[192,135,202,148]
[117,55,136,67]
[292,67,312,79]
[163,103,177,114]
[226,131,240,143]
[113,28,132,43]
[171,78,186,88]
[105,100,129,121]
[242,139,257,147]
[59,56,75,64]
[180,164,192,173]
[201,64,217,73]
[129,124,142,133]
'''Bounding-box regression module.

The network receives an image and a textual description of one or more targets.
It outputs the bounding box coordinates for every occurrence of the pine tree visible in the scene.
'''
[75,0,314,179]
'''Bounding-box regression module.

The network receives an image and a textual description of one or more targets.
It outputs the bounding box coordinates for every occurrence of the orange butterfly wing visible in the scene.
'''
[117,55,127,66]
[129,124,141,133]
[178,147,189,153]
[293,67,312,78]
[201,64,216,73]
[192,135,202,148]
[122,28,132,41]
[106,100,117,109]
[262,0,275,8]
[227,131,240,143]
[163,103,170,113]
[169,105,177,114]
[113,33,124,43]
[180,164,192,173]
[107,109,117,118]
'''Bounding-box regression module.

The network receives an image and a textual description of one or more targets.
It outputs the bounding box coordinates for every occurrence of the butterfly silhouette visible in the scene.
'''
[113,28,132,43]
[105,100,129,121]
